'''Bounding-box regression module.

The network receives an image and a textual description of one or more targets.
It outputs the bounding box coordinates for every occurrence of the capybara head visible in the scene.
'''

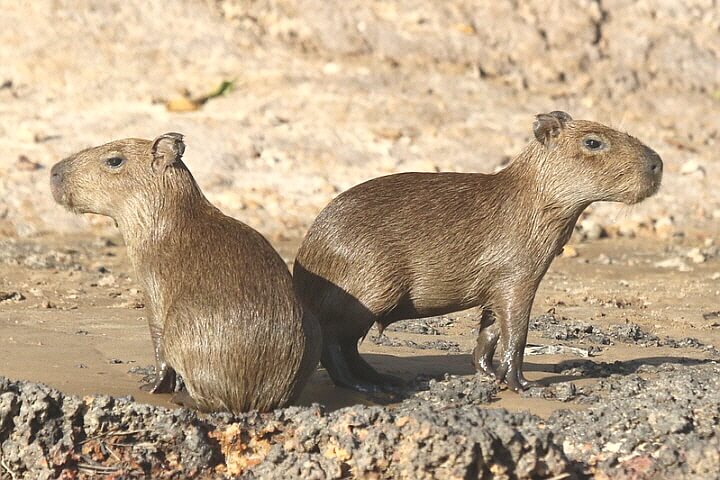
[51,133,195,221]
[530,111,662,205]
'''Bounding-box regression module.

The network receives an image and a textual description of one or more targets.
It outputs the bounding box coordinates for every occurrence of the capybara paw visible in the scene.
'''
[499,369,539,393]
[474,357,497,379]
[140,367,176,394]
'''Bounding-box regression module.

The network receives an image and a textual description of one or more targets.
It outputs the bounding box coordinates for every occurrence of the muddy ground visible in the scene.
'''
[1,0,720,478]
[1,233,719,478]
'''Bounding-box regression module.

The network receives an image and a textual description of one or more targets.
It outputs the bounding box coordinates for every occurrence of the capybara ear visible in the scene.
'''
[151,132,185,172]
[533,111,573,146]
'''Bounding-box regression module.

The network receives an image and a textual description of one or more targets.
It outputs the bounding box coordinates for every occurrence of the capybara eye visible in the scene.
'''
[583,138,604,150]
[105,157,125,168]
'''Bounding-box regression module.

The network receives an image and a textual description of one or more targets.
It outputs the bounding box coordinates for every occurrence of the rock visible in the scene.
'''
[617,220,642,238]
[576,219,605,241]
[686,247,706,264]
[653,216,676,239]
[97,274,116,287]
[654,257,692,272]
[562,245,579,258]
[0,291,25,302]
[679,160,706,176]
[15,155,43,171]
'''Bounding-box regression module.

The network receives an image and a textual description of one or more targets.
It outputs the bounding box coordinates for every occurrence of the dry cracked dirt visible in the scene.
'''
[1,1,719,479]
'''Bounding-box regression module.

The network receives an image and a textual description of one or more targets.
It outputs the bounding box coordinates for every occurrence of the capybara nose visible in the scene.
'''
[50,162,67,202]
[50,162,63,181]
[644,146,663,175]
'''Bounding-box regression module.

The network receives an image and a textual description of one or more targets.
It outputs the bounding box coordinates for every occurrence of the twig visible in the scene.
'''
[77,462,123,474]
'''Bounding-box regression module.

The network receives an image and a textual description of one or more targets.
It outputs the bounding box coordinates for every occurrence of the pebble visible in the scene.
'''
[686,247,706,264]
[562,245,579,258]
[617,220,641,238]
[15,155,43,171]
[653,216,675,239]
[654,257,692,272]
[576,219,605,241]
[679,160,706,176]
[97,274,116,287]
[596,254,612,265]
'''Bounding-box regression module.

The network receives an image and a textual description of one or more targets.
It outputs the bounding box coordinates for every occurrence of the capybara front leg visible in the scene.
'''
[473,309,500,378]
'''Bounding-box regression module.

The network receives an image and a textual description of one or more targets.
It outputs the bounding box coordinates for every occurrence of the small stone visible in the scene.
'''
[679,160,706,176]
[654,257,692,272]
[322,62,341,75]
[617,220,641,238]
[97,275,116,287]
[15,155,43,171]
[577,219,605,241]
[597,254,612,265]
[654,216,675,239]
[686,247,706,264]
[562,245,579,258]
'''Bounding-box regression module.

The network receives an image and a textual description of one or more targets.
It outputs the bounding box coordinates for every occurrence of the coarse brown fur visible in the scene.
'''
[50,133,321,413]
[293,111,662,393]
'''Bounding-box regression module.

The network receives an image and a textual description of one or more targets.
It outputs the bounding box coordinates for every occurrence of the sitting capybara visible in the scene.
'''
[51,133,321,413]
[293,111,662,393]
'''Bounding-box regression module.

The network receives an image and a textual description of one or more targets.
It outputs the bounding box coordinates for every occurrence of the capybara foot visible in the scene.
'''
[140,365,177,394]
[494,359,535,392]
[473,354,497,379]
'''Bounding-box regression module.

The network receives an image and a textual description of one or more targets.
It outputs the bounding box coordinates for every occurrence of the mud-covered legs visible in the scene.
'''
[320,338,403,395]
[473,297,539,392]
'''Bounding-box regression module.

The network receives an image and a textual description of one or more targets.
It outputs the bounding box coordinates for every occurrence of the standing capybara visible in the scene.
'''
[294,111,662,393]
[51,133,321,412]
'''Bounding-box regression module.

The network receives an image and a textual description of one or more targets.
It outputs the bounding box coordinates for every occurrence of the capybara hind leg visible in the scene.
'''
[341,338,406,390]
[322,340,387,393]
[140,364,177,394]
[473,309,500,378]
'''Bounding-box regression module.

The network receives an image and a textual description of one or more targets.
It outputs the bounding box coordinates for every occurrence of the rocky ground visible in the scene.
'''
[1,0,719,478]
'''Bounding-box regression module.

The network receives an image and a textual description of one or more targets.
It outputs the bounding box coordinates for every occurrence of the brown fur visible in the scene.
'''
[50,133,321,413]
[293,112,662,393]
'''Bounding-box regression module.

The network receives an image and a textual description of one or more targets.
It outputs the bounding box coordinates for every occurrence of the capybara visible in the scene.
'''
[51,133,321,412]
[293,111,662,393]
